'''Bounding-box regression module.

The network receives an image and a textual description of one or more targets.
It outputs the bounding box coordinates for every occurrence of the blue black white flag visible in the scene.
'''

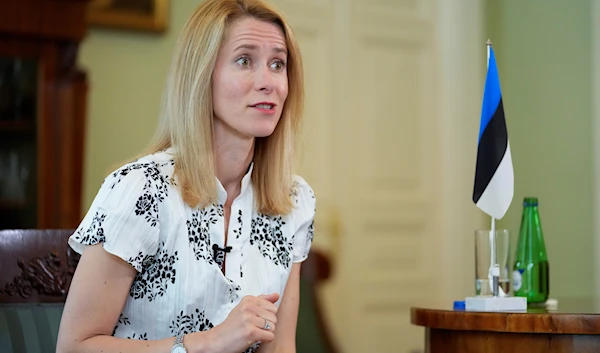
[473,46,513,220]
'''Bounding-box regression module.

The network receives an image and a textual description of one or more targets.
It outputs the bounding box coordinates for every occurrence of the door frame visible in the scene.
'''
[437,0,488,301]
[592,0,600,308]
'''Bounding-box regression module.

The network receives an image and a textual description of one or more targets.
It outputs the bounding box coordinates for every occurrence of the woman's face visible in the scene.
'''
[212,17,289,139]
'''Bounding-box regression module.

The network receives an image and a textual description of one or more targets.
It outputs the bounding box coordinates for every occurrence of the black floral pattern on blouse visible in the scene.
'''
[73,160,175,268]
[112,314,148,339]
[187,204,223,266]
[169,309,214,335]
[250,214,292,268]
[112,313,130,336]
[304,220,315,258]
[228,279,241,303]
[128,332,148,340]
[129,243,178,301]
[73,211,107,244]
[107,160,173,227]
[126,251,153,273]
[233,209,243,239]
[290,180,300,203]
[243,342,261,353]
[301,186,317,258]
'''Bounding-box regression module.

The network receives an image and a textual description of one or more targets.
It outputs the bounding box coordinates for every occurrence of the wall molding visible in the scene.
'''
[593,0,600,308]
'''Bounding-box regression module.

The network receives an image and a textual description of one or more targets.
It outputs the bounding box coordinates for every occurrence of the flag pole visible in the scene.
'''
[487,39,500,298]
[490,217,500,297]
[466,39,525,311]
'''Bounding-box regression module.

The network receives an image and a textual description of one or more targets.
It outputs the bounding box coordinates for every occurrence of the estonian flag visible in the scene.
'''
[472,46,514,220]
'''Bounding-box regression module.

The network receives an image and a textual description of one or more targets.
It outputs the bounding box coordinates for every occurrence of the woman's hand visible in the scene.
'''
[205,293,280,353]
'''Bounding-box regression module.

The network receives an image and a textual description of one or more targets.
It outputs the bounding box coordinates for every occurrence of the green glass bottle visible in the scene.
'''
[512,197,549,303]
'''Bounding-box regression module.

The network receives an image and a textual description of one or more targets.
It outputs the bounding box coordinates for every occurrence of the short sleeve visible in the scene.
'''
[292,176,316,263]
[68,164,161,272]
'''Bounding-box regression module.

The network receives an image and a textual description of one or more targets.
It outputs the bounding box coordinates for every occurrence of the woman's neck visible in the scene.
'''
[213,127,254,205]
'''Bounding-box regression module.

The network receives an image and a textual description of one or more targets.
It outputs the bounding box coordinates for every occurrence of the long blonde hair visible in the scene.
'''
[146,0,304,215]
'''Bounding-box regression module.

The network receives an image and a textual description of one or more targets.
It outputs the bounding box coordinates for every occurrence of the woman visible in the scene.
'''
[56,0,315,352]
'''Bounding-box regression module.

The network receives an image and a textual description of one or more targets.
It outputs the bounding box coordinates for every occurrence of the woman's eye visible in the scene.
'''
[271,60,286,71]
[237,57,251,67]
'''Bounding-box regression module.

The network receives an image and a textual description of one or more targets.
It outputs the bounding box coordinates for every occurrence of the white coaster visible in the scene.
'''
[465,296,527,311]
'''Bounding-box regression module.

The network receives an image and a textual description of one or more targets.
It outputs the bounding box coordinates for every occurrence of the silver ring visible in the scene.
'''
[263,319,271,330]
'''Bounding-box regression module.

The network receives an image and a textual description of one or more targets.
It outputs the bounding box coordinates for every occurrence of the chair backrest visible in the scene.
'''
[0,229,78,304]
[297,249,339,353]
[0,229,77,353]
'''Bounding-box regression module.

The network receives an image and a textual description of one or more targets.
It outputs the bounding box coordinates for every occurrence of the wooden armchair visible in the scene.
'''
[0,229,78,303]
[0,229,77,352]
[297,249,340,353]
[0,229,339,352]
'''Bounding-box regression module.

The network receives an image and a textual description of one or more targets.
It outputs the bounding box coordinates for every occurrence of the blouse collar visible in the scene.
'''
[165,147,253,205]
[215,162,254,205]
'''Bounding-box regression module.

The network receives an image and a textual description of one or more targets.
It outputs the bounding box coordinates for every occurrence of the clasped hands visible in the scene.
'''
[207,292,280,353]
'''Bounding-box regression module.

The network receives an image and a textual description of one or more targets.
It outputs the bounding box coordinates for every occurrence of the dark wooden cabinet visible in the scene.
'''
[0,0,90,229]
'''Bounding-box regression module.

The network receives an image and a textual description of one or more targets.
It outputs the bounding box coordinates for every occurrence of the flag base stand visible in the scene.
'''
[465,296,527,312]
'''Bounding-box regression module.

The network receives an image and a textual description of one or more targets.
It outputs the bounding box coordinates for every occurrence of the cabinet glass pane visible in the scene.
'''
[0,56,38,229]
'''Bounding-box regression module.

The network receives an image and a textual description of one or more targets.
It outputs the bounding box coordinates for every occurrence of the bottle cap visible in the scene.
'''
[453,300,465,310]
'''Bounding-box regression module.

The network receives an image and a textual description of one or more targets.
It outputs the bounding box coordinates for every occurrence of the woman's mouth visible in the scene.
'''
[250,102,277,114]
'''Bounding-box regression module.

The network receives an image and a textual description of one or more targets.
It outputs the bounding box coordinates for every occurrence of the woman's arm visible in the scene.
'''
[257,263,302,353]
[56,244,213,353]
[57,244,278,353]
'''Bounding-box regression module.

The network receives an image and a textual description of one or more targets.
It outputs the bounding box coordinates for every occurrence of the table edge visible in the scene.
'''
[410,306,600,335]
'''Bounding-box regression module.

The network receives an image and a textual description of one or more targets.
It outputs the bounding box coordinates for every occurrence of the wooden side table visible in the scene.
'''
[411,298,600,352]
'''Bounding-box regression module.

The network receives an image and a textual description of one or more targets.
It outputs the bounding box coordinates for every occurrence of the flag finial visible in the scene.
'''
[486,39,492,46]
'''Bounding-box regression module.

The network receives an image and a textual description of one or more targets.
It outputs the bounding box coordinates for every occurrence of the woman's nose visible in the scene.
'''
[255,66,275,93]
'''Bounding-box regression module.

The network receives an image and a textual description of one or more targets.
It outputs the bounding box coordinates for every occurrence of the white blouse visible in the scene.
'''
[68,148,316,353]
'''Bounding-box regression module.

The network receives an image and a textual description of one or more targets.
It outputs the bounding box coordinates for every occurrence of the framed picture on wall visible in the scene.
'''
[87,0,169,33]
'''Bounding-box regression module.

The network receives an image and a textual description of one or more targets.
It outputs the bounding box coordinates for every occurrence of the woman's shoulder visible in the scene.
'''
[103,149,176,187]
[118,149,175,173]
[292,175,313,193]
[291,175,316,209]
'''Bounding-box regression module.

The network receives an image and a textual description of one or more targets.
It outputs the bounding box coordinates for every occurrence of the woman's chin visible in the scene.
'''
[248,125,278,138]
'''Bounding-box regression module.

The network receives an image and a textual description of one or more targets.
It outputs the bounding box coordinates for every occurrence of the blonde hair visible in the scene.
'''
[145,0,303,215]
